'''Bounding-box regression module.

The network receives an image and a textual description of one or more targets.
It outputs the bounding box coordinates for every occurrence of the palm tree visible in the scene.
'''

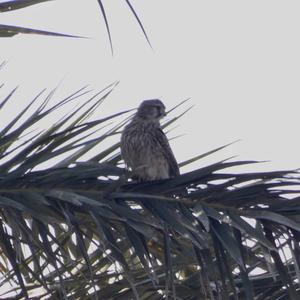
[1,2,300,299]
[0,83,300,299]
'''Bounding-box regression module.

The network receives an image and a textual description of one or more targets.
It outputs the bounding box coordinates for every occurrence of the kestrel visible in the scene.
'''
[121,99,179,181]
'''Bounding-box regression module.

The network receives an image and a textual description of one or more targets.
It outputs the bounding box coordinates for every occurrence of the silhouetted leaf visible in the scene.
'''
[0,24,83,38]
[0,0,53,12]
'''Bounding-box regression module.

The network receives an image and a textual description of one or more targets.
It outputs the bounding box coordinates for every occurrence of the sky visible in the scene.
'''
[1,0,300,173]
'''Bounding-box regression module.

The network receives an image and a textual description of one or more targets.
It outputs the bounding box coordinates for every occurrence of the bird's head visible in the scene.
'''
[136,99,166,121]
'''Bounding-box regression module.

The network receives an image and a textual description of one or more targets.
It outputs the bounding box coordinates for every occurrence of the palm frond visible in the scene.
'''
[96,0,113,55]
[0,88,300,299]
[96,0,151,54]
[124,0,152,48]
[1,0,151,51]
[0,0,53,12]
[0,23,83,38]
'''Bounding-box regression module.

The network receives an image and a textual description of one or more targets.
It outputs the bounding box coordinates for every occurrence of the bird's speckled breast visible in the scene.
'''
[121,120,169,180]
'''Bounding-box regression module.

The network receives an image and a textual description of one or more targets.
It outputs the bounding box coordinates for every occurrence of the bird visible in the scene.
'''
[121,99,179,181]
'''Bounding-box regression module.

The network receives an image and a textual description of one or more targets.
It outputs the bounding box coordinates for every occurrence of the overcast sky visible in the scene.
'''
[1,0,300,173]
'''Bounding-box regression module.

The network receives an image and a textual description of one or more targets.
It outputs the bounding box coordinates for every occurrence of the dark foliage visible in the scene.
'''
[0,85,299,299]
[0,0,151,52]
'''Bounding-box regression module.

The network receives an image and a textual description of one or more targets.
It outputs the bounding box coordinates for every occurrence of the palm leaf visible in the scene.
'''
[0,0,53,12]
[0,23,83,38]
[1,0,152,49]
[0,88,300,299]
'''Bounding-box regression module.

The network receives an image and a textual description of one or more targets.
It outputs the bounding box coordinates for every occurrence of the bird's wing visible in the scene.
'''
[155,128,180,177]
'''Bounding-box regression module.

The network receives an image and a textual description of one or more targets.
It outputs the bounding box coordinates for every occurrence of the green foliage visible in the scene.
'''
[0,86,300,299]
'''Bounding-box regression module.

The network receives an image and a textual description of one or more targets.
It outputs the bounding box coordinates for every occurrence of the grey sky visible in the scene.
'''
[1,0,300,172]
